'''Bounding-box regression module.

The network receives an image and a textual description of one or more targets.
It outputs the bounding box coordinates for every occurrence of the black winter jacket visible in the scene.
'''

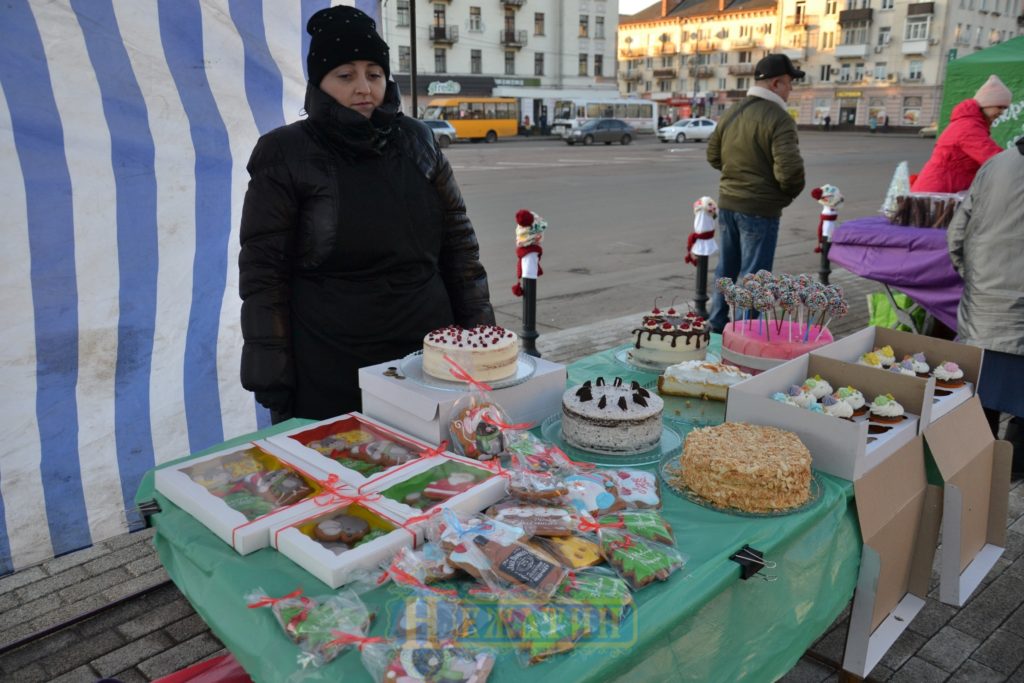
[239,83,495,419]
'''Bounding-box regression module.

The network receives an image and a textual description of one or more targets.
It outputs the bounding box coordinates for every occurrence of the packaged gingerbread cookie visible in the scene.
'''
[597,509,675,546]
[331,633,497,683]
[597,526,686,591]
[447,392,511,461]
[604,468,662,509]
[555,568,633,625]
[485,500,575,537]
[532,534,604,569]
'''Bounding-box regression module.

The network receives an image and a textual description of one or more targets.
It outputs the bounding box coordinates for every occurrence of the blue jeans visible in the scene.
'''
[709,209,780,332]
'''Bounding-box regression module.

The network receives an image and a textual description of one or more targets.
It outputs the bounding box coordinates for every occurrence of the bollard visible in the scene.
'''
[694,254,710,318]
[520,277,540,357]
[818,241,832,285]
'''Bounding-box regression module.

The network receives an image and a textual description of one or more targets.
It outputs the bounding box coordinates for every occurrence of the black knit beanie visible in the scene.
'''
[306,6,391,86]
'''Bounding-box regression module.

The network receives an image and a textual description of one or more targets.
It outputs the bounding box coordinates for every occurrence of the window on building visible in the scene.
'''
[795,1,807,23]
[739,50,752,63]
[902,96,922,124]
[878,26,891,45]
[790,31,805,47]
[874,62,887,79]
[740,25,752,37]
[645,81,652,91]
[719,51,729,64]
[504,9,515,31]
[397,0,409,27]
[534,52,544,75]
[579,15,589,38]
[955,23,963,43]
[968,0,974,9]
[763,23,773,34]
[820,64,832,81]
[882,0,894,8]
[505,50,515,75]
[842,21,869,44]
[578,53,588,75]
[974,26,982,45]
[661,56,671,67]
[718,77,727,89]
[822,31,835,48]
[399,46,410,72]
[469,7,482,32]
[904,16,931,40]
[980,0,988,11]
[435,48,446,73]
[964,24,972,44]
[826,0,838,12]
[471,49,482,74]
[594,55,603,76]
[737,76,750,89]
[534,12,545,35]
[839,63,851,80]
[646,57,654,67]
[595,16,605,39]
[908,59,923,79]
[433,4,446,27]
[659,79,672,92]
[854,62,865,80]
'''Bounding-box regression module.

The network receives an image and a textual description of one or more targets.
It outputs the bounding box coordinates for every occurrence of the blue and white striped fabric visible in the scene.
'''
[0,0,379,575]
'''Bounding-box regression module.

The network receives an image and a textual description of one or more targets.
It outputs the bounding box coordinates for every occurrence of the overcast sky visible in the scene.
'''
[619,0,655,15]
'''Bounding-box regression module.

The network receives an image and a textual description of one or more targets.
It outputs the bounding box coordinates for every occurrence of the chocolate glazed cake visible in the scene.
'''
[631,308,710,366]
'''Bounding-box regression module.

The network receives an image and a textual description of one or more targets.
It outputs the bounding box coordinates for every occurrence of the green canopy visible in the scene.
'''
[940,36,1024,148]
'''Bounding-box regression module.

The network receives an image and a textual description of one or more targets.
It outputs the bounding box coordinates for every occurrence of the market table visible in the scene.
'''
[137,344,861,683]
[828,215,963,331]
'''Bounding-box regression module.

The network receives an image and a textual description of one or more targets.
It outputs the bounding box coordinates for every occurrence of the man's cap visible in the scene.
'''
[754,54,805,81]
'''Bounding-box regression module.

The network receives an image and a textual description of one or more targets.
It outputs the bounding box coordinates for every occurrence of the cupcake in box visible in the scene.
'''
[785,384,816,409]
[869,394,906,424]
[889,360,917,377]
[905,353,930,378]
[821,394,854,420]
[834,386,867,417]
[802,375,834,401]
[858,352,884,369]
[875,345,896,368]
[932,361,965,388]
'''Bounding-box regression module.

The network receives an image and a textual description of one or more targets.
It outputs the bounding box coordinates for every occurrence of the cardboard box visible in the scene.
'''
[726,354,933,480]
[359,356,567,444]
[154,442,334,554]
[271,500,419,589]
[361,453,508,519]
[813,326,983,421]
[843,437,941,677]
[265,413,441,486]
[922,396,1012,606]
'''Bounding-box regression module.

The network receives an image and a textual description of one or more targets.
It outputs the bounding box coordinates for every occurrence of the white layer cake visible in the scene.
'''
[422,325,520,383]
[561,377,663,454]
[631,309,710,366]
[658,361,752,402]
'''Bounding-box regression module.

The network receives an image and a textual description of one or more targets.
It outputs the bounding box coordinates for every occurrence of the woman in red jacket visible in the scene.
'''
[912,75,1011,193]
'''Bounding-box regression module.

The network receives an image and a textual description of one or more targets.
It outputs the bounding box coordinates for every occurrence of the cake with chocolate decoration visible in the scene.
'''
[561,377,664,454]
[422,324,520,382]
[630,303,710,367]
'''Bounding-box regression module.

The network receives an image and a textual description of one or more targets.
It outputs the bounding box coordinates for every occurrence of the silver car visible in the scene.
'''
[658,117,717,143]
[564,118,635,146]
[422,119,457,148]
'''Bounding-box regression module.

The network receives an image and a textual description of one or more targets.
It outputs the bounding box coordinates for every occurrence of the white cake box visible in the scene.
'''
[812,326,983,422]
[271,498,420,589]
[726,354,934,481]
[358,356,567,445]
[923,396,1012,607]
[843,436,941,678]
[360,452,509,519]
[264,413,443,486]
[154,442,334,555]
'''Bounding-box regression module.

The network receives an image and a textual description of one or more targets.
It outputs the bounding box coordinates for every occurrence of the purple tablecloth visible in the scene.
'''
[829,216,963,331]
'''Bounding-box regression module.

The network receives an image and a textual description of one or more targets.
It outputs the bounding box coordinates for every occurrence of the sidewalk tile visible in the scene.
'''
[0,629,78,675]
[125,550,164,577]
[2,661,49,683]
[50,665,101,683]
[0,591,19,613]
[908,599,958,638]
[81,542,154,577]
[1004,602,1024,638]
[90,631,174,678]
[0,566,46,596]
[136,633,223,680]
[117,598,196,640]
[57,567,130,604]
[917,625,980,672]
[0,594,65,642]
[41,545,108,576]
[42,628,125,677]
[110,668,150,683]
[77,583,181,638]
[948,659,1004,683]
[808,620,848,663]
[889,656,952,683]
[165,613,210,643]
[777,657,834,682]
[972,629,1024,675]
[950,574,1024,640]
[16,566,87,603]
[100,567,169,602]
[879,629,927,671]
[29,594,108,633]
[98,528,155,553]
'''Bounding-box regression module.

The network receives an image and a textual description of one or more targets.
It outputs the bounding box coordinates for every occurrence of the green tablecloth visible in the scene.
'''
[137,346,860,683]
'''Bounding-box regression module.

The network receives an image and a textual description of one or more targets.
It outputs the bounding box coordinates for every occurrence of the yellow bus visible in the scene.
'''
[422,97,519,143]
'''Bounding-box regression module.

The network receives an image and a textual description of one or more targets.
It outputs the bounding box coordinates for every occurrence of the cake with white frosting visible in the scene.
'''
[657,361,751,402]
[422,325,520,383]
[630,305,710,366]
[561,377,663,454]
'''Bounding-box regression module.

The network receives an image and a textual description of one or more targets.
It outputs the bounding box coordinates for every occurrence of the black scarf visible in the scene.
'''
[302,80,402,160]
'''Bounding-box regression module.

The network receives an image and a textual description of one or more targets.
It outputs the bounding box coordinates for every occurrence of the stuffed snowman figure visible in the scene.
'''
[811,184,843,253]
[512,209,546,297]
[685,196,719,266]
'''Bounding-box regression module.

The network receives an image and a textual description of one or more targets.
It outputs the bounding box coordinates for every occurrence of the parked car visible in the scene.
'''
[565,118,635,146]
[918,123,938,138]
[658,117,717,143]
[422,119,457,148]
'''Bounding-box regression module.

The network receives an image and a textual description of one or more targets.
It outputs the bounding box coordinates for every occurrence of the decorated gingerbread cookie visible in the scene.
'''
[508,471,569,502]
[599,529,682,589]
[598,510,674,545]
[564,473,623,516]
[557,571,633,623]
[541,535,604,568]
[349,440,415,467]
[449,404,507,460]
[384,642,496,682]
[486,502,574,537]
[254,468,313,507]
[319,514,369,544]
[440,517,527,578]
[423,472,480,500]
[607,469,661,509]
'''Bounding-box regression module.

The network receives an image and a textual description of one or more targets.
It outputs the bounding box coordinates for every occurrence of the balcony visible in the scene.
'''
[907,2,935,14]
[500,29,528,48]
[689,65,715,77]
[728,63,756,75]
[620,48,646,58]
[730,36,756,48]
[786,14,820,28]
[653,68,677,78]
[835,43,869,57]
[838,8,873,24]
[620,70,644,81]
[657,44,678,55]
[696,40,719,52]
[500,0,526,7]
[430,25,459,44]
[723,89,747,98]
[902,38,932,54]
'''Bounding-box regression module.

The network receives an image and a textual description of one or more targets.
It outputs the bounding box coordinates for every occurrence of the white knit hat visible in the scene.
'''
[974,75,1012,108]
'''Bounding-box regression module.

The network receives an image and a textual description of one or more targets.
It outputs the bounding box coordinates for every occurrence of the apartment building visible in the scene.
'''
[377,0,621,123]
[619,0,1022,126]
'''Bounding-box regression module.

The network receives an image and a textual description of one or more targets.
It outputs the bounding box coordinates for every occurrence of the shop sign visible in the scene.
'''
[492,77,542,87]
[427,80,461,95]
[836,90,862,99]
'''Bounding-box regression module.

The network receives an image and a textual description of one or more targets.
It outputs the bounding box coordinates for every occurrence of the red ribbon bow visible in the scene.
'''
[443,355,493,393]
[246,587,305,609]
[326,631,389,652]
[378,562,458,596]
[577,518,625,533]
[607,536,636,552]
[481,413,535,432]
[404,507,442,526]
[313,475,381,508]
[418,440,450,459]
[483,458,513,480]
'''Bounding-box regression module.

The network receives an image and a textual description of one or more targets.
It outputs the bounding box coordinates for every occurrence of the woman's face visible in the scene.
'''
[981,105,1007,124]
[319,60,386,117]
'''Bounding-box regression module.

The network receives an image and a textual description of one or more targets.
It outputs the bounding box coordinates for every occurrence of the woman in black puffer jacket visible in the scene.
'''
[239,6,494,422]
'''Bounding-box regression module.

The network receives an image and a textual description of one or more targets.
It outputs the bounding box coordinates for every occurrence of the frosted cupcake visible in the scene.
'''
[875,345,896,368]
[771,391,796,406]
[821,394,854,420]
[889,360,917,377]
[803,375,834,400]
[933,361,965,388]
[834,386,867,417]
[858,352,884,369]
[869,394,906,424]
[807,402,825,415]
[786,384,815,409]
[906,353,930,377]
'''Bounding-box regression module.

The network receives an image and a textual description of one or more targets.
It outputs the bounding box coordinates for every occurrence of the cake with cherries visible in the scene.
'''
[561,377,663,454]
[630,304,710,366]
[657,361,751,402]
[676,422,813,512]
[422,325,520,383]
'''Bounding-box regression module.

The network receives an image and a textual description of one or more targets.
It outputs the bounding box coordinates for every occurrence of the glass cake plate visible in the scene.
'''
[659,450,823,518]
[398,350,536,392]
[540,414,682,467]
[612,344,721,374]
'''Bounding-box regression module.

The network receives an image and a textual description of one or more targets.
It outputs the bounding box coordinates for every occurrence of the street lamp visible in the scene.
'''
[689,32,700,115]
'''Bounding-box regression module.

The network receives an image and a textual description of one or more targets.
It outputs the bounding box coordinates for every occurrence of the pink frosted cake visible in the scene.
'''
[722,320,834,374]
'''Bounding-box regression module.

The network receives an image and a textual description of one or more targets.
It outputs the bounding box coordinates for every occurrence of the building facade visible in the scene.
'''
[378,0,621,124]
[619,0,1022,126]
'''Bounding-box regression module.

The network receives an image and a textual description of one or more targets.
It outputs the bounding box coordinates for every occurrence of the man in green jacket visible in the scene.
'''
[706,54,806,332]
